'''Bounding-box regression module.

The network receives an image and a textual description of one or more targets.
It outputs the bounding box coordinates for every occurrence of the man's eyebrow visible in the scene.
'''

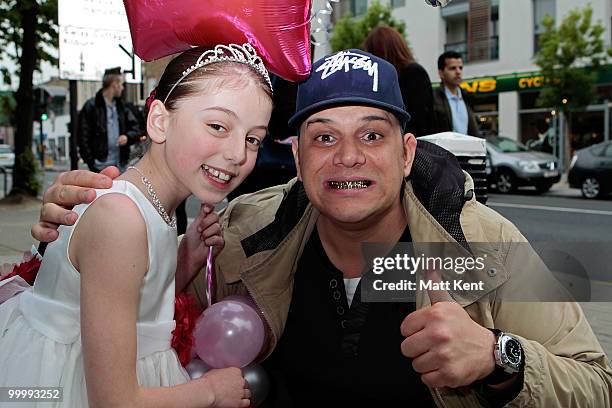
[305,117,333,128]
[305,114,392,128]
[360,114,392,124]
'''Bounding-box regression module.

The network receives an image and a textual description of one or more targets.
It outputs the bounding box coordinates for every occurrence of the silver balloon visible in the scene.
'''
[242,363,270,407]
[186,358,212,379]
[425,0,453,6]
[310,0,341,46]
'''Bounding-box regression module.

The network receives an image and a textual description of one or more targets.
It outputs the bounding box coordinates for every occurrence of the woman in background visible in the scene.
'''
[363,26,435,137]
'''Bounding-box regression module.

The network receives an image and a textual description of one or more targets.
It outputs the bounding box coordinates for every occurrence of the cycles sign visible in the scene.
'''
[459,73,545,94]
[435,65,612,95]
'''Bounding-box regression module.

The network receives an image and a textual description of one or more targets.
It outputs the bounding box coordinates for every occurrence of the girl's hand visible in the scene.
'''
[177,204,224,292]
[199,367,251,408]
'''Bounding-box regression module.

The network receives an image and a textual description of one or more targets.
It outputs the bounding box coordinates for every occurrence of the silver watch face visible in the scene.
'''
[500,336,522,370]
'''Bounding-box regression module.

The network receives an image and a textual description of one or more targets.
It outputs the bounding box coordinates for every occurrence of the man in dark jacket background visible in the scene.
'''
[77,67,142,172]
[433,51,481,137]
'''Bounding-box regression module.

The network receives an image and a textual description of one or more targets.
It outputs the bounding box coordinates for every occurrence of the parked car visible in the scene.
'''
[419,132,488,204]
[568,141,612,199]
[486,135,560,194]
[0,144,15,168]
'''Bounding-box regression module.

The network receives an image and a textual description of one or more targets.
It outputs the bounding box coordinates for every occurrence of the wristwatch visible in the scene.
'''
[485,329,524,385]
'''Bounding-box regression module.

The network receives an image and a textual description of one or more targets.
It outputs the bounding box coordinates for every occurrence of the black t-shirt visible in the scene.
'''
[262,227,435,407]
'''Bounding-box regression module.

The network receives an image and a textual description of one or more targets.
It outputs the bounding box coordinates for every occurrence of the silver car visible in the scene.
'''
[486,136,560,194]
[0,144,15,168]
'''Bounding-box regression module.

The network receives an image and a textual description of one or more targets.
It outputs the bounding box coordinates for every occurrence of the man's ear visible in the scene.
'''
[291,136,303,181]
[402,133,417,178]
[147,100,169,144]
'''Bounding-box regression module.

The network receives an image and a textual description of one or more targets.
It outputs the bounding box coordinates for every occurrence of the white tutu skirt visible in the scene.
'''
[0,295,190,408]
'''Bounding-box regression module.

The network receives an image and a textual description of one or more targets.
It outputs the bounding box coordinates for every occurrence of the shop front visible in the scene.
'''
[446,66,612,170]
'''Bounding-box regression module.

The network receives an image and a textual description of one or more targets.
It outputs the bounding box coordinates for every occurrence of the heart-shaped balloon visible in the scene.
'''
[123,0,312,81]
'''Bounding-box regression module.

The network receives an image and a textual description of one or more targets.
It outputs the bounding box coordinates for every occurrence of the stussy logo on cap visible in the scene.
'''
[316,51,379,92]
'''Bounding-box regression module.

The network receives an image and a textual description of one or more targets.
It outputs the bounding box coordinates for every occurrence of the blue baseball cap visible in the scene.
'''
[288,49,411,131]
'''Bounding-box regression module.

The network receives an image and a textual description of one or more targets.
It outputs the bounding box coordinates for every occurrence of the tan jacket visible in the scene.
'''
[191,176,612,407]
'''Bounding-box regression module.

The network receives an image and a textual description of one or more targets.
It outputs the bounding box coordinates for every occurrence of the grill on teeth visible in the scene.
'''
[202,164,231,182]
[329,180,369,189]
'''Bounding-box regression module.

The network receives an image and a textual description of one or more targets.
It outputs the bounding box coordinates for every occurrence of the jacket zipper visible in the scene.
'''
[431,388,448,408]
[239,273,276,359]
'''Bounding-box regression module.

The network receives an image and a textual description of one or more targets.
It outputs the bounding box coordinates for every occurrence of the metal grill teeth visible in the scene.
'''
[329,180,370,189]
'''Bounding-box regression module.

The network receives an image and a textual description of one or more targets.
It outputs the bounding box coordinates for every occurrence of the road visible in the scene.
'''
[487,189,612,283]
[487,190,612,242]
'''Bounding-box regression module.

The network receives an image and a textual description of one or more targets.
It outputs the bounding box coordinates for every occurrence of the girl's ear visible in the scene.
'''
[147,100,170,144]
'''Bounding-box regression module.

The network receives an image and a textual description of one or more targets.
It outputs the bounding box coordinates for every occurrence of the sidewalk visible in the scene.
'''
[0,197,41,260]
[545,179,582,198]
[0,195,610,358]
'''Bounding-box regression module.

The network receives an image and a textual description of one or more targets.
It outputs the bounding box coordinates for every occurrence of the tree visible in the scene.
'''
[330,1,406,52]
[535,5,612,169]
[0,0,58,198]
[0,91,16,126]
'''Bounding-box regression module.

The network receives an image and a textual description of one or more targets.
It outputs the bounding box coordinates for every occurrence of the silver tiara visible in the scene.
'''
[163,43,273,103]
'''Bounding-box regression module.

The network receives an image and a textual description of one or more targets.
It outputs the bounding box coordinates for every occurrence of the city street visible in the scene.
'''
[1,0,611,402]
[1,172,611,355]
[1,169,611,243]
[2,169,611,245]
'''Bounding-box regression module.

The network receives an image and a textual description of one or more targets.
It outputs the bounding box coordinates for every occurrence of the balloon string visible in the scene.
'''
[310,0,340,46]
[206,246,214,307]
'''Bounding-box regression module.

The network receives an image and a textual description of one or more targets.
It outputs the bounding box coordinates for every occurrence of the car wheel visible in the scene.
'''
[496,170,516,194]
[581,177,601,199]
[535,182,553,194]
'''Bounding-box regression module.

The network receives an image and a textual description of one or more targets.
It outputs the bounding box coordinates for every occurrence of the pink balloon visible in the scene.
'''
[123,0,312,82]
[194,299,265,368]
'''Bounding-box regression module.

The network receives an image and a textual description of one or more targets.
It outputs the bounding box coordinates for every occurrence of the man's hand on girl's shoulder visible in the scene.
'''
[31,166,120,242]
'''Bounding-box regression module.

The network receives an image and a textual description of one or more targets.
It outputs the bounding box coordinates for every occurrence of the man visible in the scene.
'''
[34,50,611,407]
[77,67,142,172]
[433,51,481,137]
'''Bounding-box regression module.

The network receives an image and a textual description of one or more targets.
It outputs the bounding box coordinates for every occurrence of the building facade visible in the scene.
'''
[335,0,612,156]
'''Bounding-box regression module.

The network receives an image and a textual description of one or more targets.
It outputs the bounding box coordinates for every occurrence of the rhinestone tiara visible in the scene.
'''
[163,43,273,103]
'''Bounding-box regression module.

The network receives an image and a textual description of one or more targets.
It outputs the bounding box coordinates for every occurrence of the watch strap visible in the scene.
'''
[484,329,522,385]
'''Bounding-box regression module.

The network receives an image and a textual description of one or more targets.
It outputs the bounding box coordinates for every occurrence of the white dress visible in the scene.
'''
[0,180,189,407]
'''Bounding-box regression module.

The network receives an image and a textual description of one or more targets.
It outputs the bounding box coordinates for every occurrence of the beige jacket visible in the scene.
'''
[191,176,612,407]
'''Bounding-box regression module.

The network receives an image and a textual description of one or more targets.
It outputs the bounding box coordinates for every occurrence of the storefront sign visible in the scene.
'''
[436,65,612,95]
[461,79,497,93]
[517,75,545,89]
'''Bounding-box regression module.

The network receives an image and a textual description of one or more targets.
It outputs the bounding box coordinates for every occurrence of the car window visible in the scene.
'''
[486,136,529,153]
[603,144,612,158]
[591,144,605,156]
[0,146,12,154]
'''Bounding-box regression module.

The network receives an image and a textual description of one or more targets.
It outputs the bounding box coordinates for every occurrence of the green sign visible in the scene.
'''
[434,64,612,95]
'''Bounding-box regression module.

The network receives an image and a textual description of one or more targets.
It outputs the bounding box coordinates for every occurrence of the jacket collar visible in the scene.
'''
[95,89,122,109]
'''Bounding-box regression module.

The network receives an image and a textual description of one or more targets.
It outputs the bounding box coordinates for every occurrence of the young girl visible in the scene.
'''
[0,43,273,407]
